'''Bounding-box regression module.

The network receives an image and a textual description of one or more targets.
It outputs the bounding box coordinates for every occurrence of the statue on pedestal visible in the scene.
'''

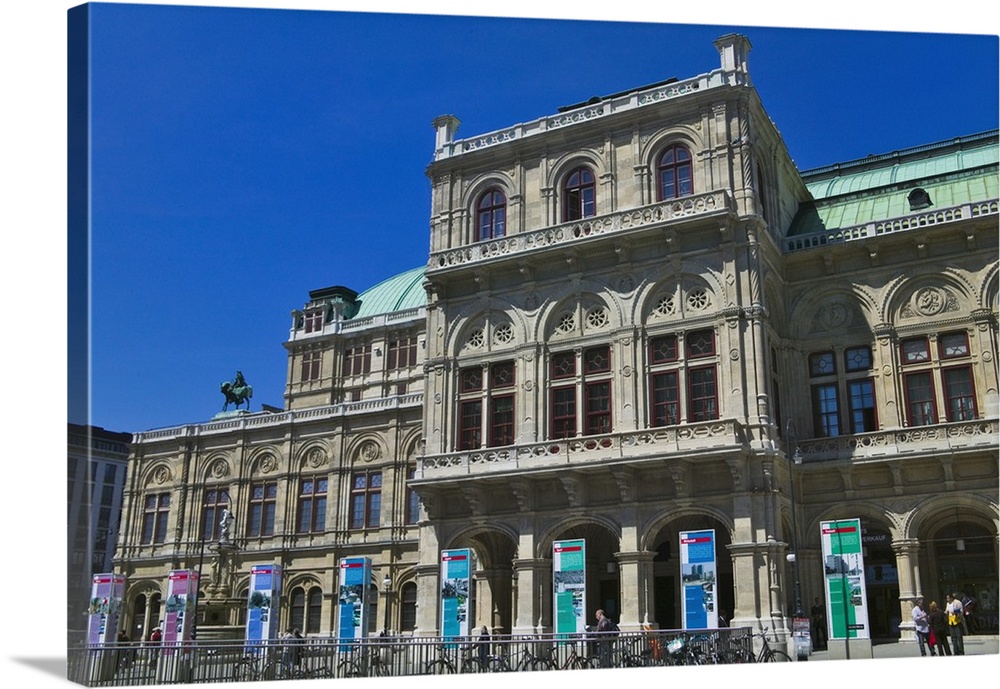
[219,507,234,544]
[220,370,253,411]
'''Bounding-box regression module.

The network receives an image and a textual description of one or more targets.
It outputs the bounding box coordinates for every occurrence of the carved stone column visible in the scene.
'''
[614,550,655,629]
[893,538,922,641]
[412,563,440,636]
[512,558,550,634]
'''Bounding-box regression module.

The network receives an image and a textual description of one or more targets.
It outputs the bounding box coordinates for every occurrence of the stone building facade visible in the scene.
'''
[113,34,998,644]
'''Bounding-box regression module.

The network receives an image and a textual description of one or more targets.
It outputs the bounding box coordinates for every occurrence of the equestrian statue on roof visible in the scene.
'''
[220,370,253,411]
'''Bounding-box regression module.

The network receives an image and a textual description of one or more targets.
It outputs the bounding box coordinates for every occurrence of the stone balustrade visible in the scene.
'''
[435,70,726,160]
[784,201,997,253]
[428,190,734,273]
[132,393,424,444]
[416,419,749,480]
[797,418,998,462]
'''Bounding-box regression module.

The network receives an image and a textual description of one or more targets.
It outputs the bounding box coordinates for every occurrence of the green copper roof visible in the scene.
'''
[352,266,427,319]
[789,131,999,237]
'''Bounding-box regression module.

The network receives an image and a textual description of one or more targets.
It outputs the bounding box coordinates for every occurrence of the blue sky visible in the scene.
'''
[77,3,998,434]
[0,3,997,685]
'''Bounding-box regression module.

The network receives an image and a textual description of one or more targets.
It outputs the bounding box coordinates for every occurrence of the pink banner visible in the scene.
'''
[163,569,199,651]
[87,573,125,645]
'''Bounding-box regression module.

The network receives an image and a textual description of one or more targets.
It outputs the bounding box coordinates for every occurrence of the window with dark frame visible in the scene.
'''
[247,481,277,537]
[900,337,931,364]
[477,189,507,241]
[405,466,420,526]
[350,471,382,530]
[201,487,231,541]
[388,336,418,370]
[657,144,693,200]
[549,346,612,438]
[141,493,170,545]
[296,477,327,533]
[904,372,937,426]
[943,366,977,421]
[400,582,417,632]
[301,350,322,382]
[847,379,877,433]
[939,332,971,359]
[457,361,516,450]
[562,166,596,221]
[303,307,325,333]
[812,383,840,437]
[647,330,718,427]
[290,587,305,632]
[343,344,372,377]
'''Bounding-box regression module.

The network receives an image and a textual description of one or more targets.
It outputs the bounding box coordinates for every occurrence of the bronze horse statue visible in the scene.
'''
[221,371,253,411]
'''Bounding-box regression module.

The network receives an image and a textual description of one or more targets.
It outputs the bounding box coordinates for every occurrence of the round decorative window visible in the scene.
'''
[653,294,675,317]
[686,288,710,311]
[467,328,485,348]
[586,307,609,330]
[493,323,514,345]
[555,312,575,334]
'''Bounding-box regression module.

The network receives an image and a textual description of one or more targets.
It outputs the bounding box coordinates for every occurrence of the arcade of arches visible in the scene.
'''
[417,503,996,639]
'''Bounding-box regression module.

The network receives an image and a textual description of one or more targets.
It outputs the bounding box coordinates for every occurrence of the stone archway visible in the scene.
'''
[647,514,734,630]
[543,520,622,630]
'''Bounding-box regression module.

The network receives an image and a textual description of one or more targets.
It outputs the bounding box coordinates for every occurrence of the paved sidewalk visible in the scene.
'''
[804,634,998,661]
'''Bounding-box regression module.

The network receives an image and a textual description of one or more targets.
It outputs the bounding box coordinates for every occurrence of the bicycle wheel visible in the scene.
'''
[338,659,364,677]
[765,650,791,662]
[426,660,453,674]
[489,656,512,672]
[531,657,555,672]
[231,659,255,683]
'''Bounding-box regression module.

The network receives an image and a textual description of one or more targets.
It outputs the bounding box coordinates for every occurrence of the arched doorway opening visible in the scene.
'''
[924,509,998,633]
[649,515,733,630]
[860,522,900,639]
[447,528,518,633]
[546,521,621,628]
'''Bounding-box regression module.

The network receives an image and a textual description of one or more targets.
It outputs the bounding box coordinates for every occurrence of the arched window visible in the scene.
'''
[400,582,418,632]
[289,585,323,634]
[290,586,305,632]
[657,144,693,200]
[562,166,596,221]
[476,189,506,241]
[306,588,322,634]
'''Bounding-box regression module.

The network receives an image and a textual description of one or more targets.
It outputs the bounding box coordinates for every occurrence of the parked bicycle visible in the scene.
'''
[232,653,287,682]
[752,628,791,662]
[337,647,392,678]
[423,643,487,674]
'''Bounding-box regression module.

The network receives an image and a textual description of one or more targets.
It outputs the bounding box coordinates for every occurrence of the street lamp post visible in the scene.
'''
[382,575,392,635]
[785,422,808,658]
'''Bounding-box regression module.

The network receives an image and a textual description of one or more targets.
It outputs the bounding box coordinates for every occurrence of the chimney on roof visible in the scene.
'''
[432,114,461,151]
[714,33,751,75]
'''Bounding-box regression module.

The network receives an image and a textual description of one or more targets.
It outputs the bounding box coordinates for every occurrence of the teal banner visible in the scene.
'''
[820,519,869,640]
[553,539,586,635]
[440,549,471,638]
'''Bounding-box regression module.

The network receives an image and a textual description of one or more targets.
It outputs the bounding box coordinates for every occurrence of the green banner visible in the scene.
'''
[820,519,869,640]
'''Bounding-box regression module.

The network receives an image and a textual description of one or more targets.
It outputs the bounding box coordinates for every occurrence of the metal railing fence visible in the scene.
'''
[68,627,753,686]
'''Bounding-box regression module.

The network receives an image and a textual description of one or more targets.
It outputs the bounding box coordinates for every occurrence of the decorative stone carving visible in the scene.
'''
[210,459,229,479]
[585,307,609,330]
[913,286,946,316]
[153,466,171,485]
[359,441,381,463]
[900,285,958,319]
[306,446,326,468]
[258,453,277,474]
[686,288,710,311]
[493,323,514,345]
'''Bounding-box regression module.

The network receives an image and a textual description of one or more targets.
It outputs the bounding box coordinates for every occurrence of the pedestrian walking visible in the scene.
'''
[945,593,965,655]
[594,609,619,668]
[927,601,950,656]
[911,598,932,656]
